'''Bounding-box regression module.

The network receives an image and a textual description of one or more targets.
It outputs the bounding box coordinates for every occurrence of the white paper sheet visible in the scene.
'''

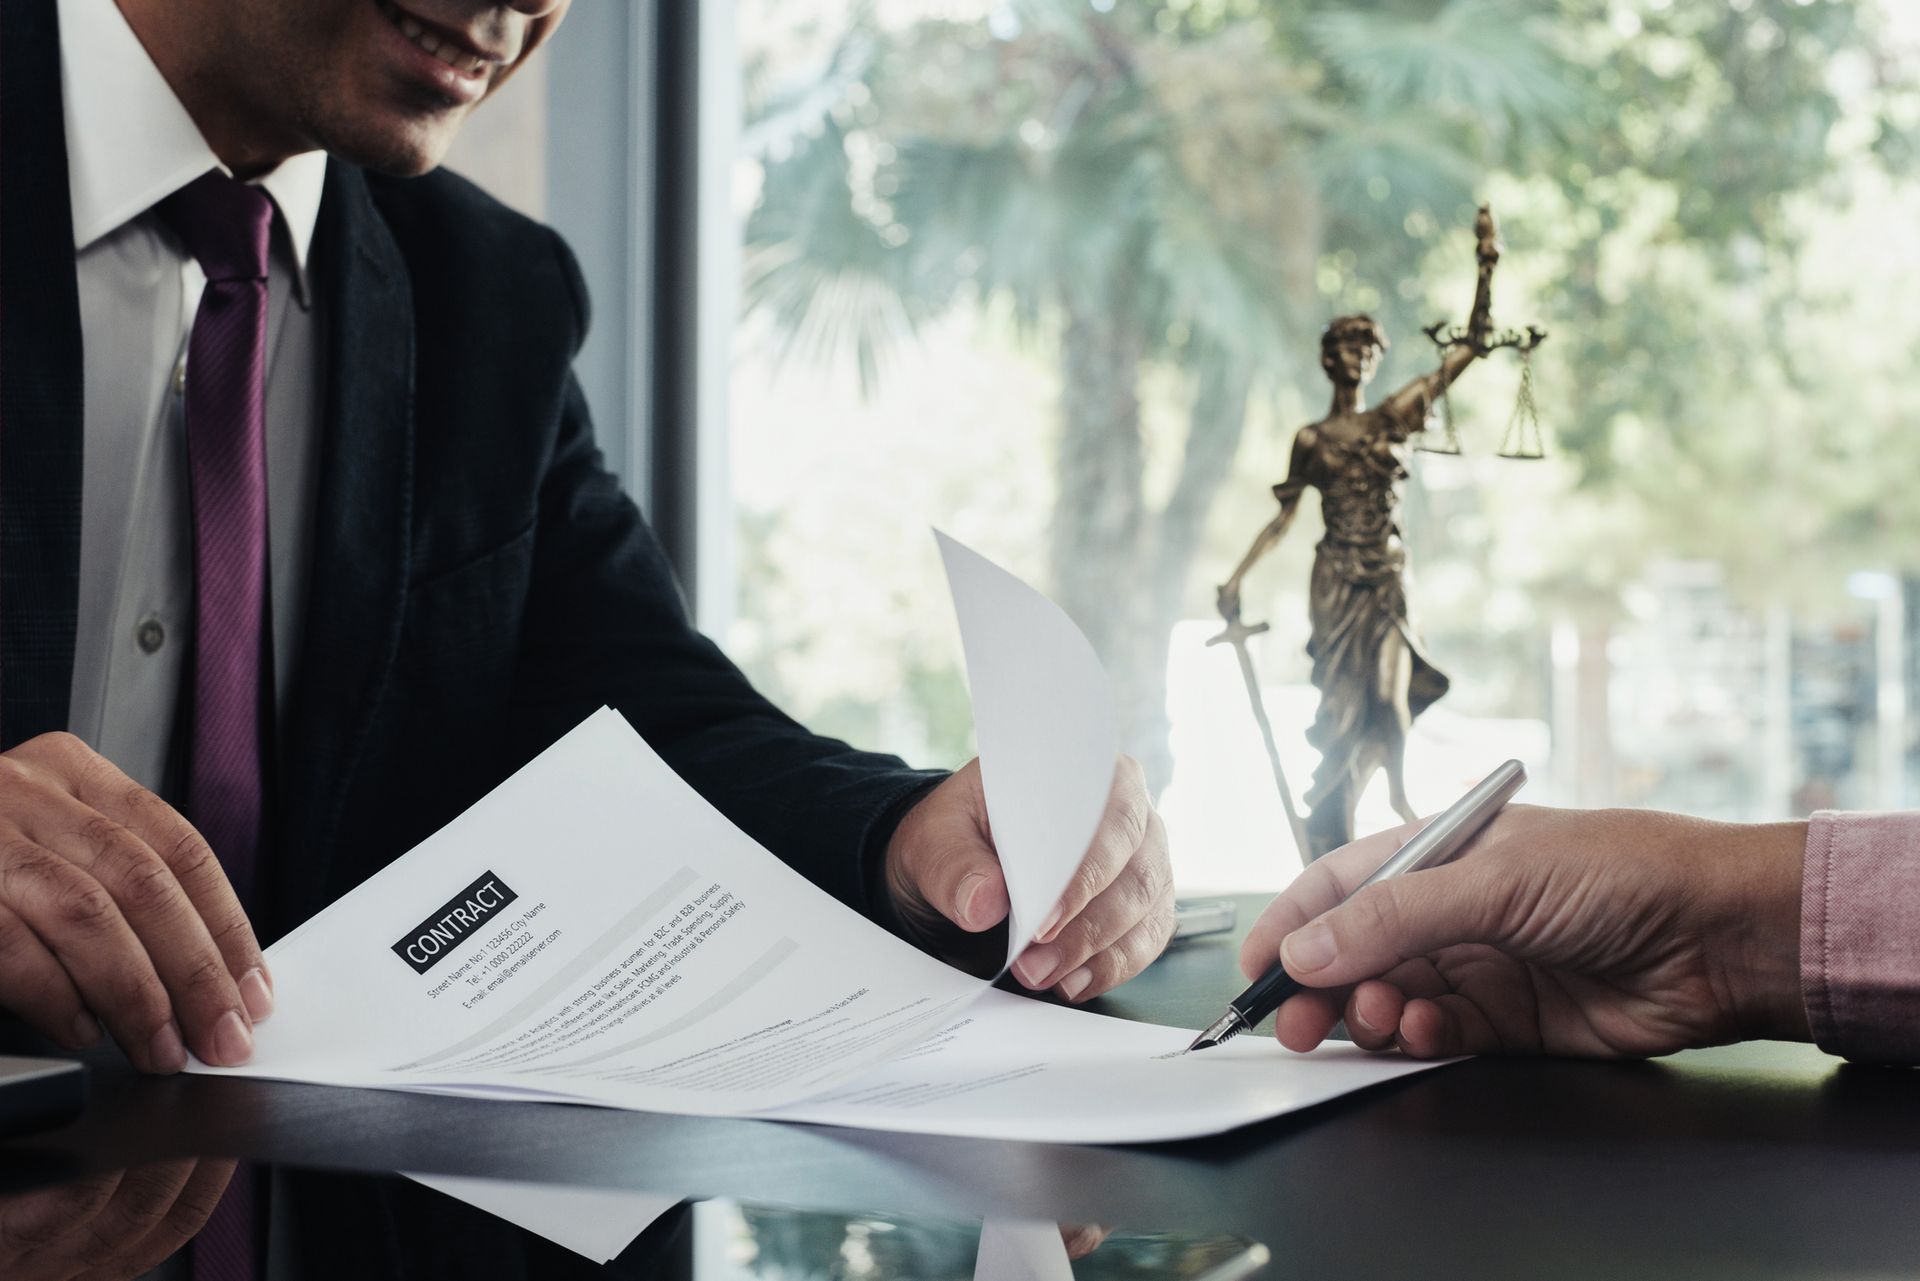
[771,985,1437,1143]
[404,1172,679,1262]
[188,532,1450,1145]
[935,531,1117,962]
[204,706,997,1115]
[975,1218,1075,1281]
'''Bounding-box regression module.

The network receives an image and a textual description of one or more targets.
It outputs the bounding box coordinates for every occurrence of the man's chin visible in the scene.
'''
[317,113,464,177]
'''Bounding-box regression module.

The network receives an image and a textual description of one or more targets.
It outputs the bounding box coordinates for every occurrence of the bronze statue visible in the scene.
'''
[1212,204,1543,863]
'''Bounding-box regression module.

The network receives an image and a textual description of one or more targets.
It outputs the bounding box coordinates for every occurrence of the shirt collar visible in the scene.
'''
[58,0,327,292]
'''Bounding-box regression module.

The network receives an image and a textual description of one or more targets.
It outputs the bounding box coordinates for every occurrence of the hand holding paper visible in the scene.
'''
[0,732,272,1072]
[883,757,1174,1002]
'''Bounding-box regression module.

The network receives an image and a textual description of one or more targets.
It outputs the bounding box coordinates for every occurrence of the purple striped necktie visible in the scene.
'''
[157,169,273,1281]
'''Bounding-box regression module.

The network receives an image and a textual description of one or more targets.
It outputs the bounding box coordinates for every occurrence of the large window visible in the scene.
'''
[719,0,1920,890]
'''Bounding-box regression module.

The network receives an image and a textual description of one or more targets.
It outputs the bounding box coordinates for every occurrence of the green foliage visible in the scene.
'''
[732,0,1920,754]
[743,13,1311,391]
[1306,1,1585,139]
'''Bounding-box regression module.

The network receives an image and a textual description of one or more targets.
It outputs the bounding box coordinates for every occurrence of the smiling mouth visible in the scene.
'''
[376,0,496,76]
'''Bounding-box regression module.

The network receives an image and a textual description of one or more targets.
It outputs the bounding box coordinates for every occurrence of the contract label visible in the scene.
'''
[392,871,520,975]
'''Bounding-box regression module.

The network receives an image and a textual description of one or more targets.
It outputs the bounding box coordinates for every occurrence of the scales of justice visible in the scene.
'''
[1211,203,1546,866]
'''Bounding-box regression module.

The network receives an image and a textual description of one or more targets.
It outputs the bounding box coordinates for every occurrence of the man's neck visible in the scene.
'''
[1329,385,1364,417]
[114,0,303,178]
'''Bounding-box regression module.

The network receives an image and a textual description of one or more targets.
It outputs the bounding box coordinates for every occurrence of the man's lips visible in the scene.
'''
[375,0,514,78]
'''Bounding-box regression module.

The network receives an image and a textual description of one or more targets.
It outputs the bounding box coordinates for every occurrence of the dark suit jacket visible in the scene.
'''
[0,0,944,950]
[2,4,942,1272]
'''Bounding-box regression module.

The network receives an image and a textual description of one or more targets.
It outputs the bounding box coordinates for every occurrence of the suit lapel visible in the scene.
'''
[270,162,415,936]
[0,0,86,749]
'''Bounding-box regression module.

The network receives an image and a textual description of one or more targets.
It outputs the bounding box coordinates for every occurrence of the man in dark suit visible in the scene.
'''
[0,0,1173,1183]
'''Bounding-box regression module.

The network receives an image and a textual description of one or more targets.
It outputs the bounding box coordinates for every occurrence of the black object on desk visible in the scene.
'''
[0,1055,85,1138]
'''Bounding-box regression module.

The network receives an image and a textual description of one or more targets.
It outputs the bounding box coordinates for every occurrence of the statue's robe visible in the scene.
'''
[1293,423,1449,859]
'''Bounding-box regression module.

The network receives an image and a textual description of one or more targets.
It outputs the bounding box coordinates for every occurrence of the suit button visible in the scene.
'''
[136,618,166,654]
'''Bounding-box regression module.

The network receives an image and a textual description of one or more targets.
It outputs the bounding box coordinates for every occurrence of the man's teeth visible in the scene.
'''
[383,3,488,74]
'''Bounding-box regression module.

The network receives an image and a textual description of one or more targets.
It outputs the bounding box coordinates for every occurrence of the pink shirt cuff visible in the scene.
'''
[1802,810,1920,1065]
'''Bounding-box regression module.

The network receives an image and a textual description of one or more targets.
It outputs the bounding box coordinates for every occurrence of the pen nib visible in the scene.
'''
[1183,1012,1245,1054]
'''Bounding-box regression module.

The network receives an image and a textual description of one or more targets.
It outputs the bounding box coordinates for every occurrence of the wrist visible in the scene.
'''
[880,800,1005,977]
[866,776,945,929]
[1711,820,1811,1042]
[880,800,943,945]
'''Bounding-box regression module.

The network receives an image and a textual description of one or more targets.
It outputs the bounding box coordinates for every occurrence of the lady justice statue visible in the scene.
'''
[1211,204,1544,863]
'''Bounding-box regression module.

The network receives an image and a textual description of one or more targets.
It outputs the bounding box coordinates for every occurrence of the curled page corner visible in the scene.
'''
[933,530,1118,967]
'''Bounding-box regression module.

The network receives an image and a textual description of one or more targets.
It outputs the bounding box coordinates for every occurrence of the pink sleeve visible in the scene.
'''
[1802,811,1920,1065]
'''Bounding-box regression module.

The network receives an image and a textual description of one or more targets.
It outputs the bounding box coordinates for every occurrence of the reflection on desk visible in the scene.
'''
[0,1158,234,1280]
[0,1164,1268,1281]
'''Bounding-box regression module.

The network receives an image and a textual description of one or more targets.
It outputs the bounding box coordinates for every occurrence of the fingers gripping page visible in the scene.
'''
[934,531,1119,968]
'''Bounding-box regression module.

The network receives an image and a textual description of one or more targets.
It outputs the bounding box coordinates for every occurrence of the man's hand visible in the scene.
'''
[1241,805,1809,1059]
[1059,1223,1112,1260]
[0,1160,234,1281]
[885,757,1174,1002]
[0,733,271,1072]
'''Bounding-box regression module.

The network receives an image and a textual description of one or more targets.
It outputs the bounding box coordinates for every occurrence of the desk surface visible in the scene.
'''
[3,894,1917,1279]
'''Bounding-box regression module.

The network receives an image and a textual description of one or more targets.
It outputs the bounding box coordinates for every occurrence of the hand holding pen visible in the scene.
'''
[1188,762,1525,1052]
[1219,773,1811,1060]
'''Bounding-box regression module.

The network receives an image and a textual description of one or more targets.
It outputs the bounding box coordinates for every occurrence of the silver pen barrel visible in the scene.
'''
[1354,759,1527,891]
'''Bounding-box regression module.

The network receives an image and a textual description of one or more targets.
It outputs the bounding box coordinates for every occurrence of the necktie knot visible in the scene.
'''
[158,170,275,284]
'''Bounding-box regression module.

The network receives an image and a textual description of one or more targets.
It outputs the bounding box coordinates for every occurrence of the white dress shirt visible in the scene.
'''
[59,0,327,794]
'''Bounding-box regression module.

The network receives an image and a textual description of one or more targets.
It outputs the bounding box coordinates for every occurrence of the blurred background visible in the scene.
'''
[450,0,1920,892]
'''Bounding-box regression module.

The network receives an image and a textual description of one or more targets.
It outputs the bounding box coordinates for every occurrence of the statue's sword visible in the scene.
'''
[1207,618,1313,867]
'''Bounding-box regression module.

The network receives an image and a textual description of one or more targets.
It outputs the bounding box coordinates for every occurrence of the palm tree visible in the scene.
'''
[739,0,1582,793]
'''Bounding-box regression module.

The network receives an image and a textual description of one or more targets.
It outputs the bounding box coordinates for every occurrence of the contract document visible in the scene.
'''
[190,533,1446,1143]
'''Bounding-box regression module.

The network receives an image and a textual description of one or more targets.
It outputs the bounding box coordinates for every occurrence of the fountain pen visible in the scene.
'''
[1184,759,1528,1053]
